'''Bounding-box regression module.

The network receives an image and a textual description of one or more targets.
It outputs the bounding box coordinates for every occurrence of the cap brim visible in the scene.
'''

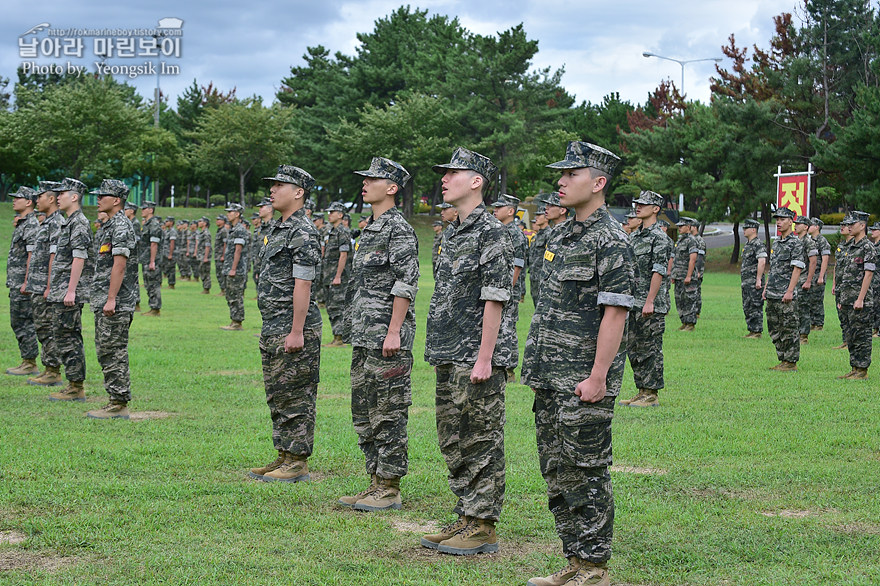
[432,163,472,174]
[545,160,584,169]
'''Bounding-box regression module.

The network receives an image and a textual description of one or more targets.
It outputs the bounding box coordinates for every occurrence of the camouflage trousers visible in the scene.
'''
[836,294,849,344]
[32,296,59,368]
[798,285,814,336]
[842,305,873,369]
[162,257,176,286]
[9,290,38,360]
[94,311,133,402]
[314,265,325,304]
[51,303,85,382]
[872,280,880,332]
[741,284,764,333]
[765,298,799,364]
[178,256,191,278]
[134,266,141,307]
[534,391,614,563]
[198,261,211,291]
[807,280,826,328]
[259,328,321,456]
[435,363,506,521]
[225,274,247,323]
[142,264,162,310]
[626,310,666,391]
[351,347,412,479]
[529,275,541,308]
[215,258,226,291]
[673,279,699,325]
[325,282,348,337]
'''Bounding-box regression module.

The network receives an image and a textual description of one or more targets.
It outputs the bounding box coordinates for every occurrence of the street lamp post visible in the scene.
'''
[642,52,722,96]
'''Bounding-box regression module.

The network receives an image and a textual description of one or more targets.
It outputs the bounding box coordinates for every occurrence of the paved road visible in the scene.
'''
[701,223,839,249]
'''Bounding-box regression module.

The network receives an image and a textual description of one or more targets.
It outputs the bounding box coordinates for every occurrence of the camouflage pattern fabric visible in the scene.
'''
[528,227,551,306]
[9,290,37,360]
[252,222,271,287]
[630,223,672,312]
[764,234,805,300]
[626,312,665,391]
[425,204,515,367]
[838,237,876,368]
[91,213,138,313]
[94,311,133,402]
[506,222,528,301]
[52,303,86,382]
[693,233,706,317]
[741,237,767,333]
[161,226,177,286]
[195,227,212,290]
[766,299,800,363]
[809,233,832,328]
[435,363,506,521]
[873,240,880,332]
[224,222,250,322]
[31,296,59,368]
[214,225,228,291]
[7,211,39,360]
[225,275,246,322]
[129,217,141,307]
[350,347,412,479]
[141,216,163,309]
[835,238,852,343]
[47,209,93,305]
[313,224,328,304]
[323,223,351,337]
[765,233,805,363]
[24,211,62,296]
[432,231,442,279]
[798,235,819,335]
[670,233,698,325]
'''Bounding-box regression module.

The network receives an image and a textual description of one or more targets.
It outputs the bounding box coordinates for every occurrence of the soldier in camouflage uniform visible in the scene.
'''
[528,204,549,307]
[492,193,527,380]
[140,201,163,316]
[431,220,443,279]
[763,207,804,371]
[312,213,327,305]
[835,211,875,379]
[422,147,514,556]
[248,165,323,483]
[670,219,699,330]
[214,216,228,295]
[521,141,633,586]
[689,218,706,320]
[161,217,178,288]
[196,217,212,293]
[621,209,641,235]
[322,201,352,346]
[870,222,880,337]
[175,220,189,280]
[221,203,249,330]
[25,182,65,386]
[740,218,767,338]
[6,186,40,376]
[123,202,141,311]
[621,190,672,408]
[86,180,138,419]
[253,201,274,289]
[794,216,818,344]
[46,178,93,401]
[833,218,855,348]
[337,157,419,512]
[808,218,831,331]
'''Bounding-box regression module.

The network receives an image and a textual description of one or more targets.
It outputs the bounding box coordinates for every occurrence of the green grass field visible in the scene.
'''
[1,204,879,585]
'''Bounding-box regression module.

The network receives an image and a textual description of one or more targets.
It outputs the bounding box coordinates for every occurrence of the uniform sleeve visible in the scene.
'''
[70,218,92,259]
[388,223,420,301]
[651,231,671,276]
[479,224,513,302]
[864,242,877,273]
[23,218,38,252]
[597,234,635,308]
[232,225,247,246]
[338,226,351,252]
[789,241,805,269]
[111,219,135,258]
[288,226,321,281]
[755,242,768,259]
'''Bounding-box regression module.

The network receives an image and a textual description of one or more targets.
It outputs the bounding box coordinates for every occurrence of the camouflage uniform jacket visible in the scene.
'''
[764,233,805,300]
[693,234,706,279]
[837,237,876,307]
[630,223,672,312]
[214,226,228,261]
[195,227,211,261]
[811,234,831,284]
[252,222,272,276]
[425,204,515,368]
[740,237,767,287]
[7,212,38,290]
[797,234,819,286]
[161,227,177,259]
[91,212,138,312]
[257,208,322,336]
[670,233,698,280]
[521,206,635,395]
[349,207,419,350]
[223,222,250,275]
[25,211,63,295]
[47,208,93,304]
[529,227,551,280]
[141,216,162,264]
[432,231,442,271]
[322,224,352,285]
[506,222,528,300]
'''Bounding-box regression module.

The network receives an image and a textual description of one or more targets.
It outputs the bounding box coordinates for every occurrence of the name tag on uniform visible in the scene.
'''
[99,243,110,254]
[438,245,441,253]
[544,250,555,262]
[355,242,359,251]
[263,236,268,246]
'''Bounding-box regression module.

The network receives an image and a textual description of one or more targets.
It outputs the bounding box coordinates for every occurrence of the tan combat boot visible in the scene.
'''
[628,392,660,407]
[744,331,762,339]
[261,453,309,483]
[770,361,797,372]
[86,401,130,420]
[800,334,809,344]
[421,515,470,550]
[437,517,498,555]
[846,367,868,380]
[201,289,210,295]
[338,474,379,507]
[248,450,287,480]
[833,342,848,350]
[49,381,85,401]
[6,359,39,376]
[527,556,581,586]
[28,365,62,386]
[837,369,857,379]
[683,323,695,331]
[220,321,243,331]
[562,562,609,586]
[354,476,401,512]
[142,308,161,317]
[323,335,345,347]
[619,391,645,406]
[134,303,141,312]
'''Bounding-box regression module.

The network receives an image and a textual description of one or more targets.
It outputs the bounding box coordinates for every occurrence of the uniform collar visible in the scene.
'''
[453,203,487,233]
[365,207,399,232]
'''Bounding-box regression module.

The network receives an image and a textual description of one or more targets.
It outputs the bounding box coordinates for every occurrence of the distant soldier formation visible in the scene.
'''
[5,141,878,586]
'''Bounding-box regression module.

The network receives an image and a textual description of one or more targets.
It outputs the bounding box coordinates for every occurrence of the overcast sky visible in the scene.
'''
[3,0,799,109]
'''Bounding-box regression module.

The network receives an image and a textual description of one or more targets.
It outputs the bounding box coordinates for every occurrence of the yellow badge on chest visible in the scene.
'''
[99,243,111,254]
[355,242,359,251]
[544,250,555,262]
[263,236,268,246]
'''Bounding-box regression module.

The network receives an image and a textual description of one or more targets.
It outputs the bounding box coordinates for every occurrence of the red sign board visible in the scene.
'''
[777,173,810,218]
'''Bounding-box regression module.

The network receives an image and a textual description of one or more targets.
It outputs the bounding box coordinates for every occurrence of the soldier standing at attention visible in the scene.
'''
[422,147,514,556]
[763,207,804,371]
[870,221,880,337]
[26,182,64,386]
[740,219,767,338]
[140,201,163,316]
[6,186,40,376]
[196,217,212,294]
[431,220,444,279]
[621,190,672,408]
[46,178,93,401]
[322,201,351,347]
[793,216,818,344]
[214,216,228,296]
[161,217,177,289]
[221,203,249,331]
[622,209,641,236]
[832,217,854,349]
[123,202,141,312]
[492,193,528,380]
[248,165,322,483]
[688,218,706,320]
[808,218,831,332]
[338,157,419,512]
[835,211,875,379]
[254,200,275,290]
[670,219,699,331]
[311,212,327,306]
[86,180,138,420]
[528,204,549,307]
[249,213,262,290]
[521,141,633,586]
[176,220,190,281]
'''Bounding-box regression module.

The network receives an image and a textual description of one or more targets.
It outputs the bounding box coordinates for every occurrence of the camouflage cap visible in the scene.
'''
[354,157,411,187]
[810,217,824,228]
[840,213,855,226]
[686,217,701,226]
[140,200,158,209]
[177,220,188,225]
[432,220,443,227]
[772,206,795,219]
[250,212,260,219]
[57,177,87,195]
[657,218,670,228]
[743,218,760,229]
[225,203,244,213]
[343,212,351,221]
[794,215,810,225]
[535,191,562,207]
[90,179,130,199]
[870,222,880,231]
[216,215,227,221]
[491,193,521,208]
[535,205,547,216]
[36,180,62,194]
[325,201,346,213]
[625,209,638,219]
[436,202,454,210]
[305,198,316,210]
[10,186,37,202]
[851,210,870,224]
[633,190,664,207]
[432,147,498,182]
[312,212,324,220]
[257,199,272,207]
[675,218,688,226]
[263,164,315,192]
[124,201,139,211]
[546,141,621,175]
[165,216,175,222]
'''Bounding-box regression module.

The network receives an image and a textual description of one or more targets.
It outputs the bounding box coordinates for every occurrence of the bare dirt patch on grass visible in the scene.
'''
[216,370,258,376]
[0,531,26,545]
[390,519,439,534]
[833,522,880,535]
[610,466,668,475]
[0,550,74,572]
[759,510,814,518]
[318,393,348,401]
[130,411,174,421]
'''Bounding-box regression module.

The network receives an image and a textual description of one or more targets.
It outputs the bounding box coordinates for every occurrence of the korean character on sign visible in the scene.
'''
[18,37,38,58]
[40,37,61,57]
[93,37,114,57]
[159,37,181,58]
[138,37,159,57]
[115,37,136,57]
[62,37,84,58]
